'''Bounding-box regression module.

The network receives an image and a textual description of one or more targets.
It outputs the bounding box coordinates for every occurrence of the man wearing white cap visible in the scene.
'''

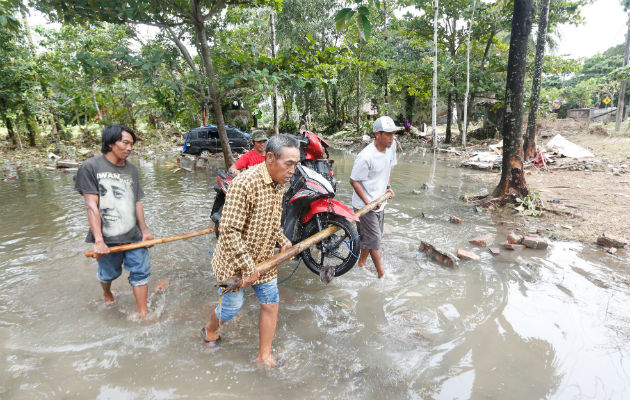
[349,116,399,278]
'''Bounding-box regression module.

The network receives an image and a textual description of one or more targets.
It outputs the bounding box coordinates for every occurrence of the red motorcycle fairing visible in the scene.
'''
[300,130,330,160]
[301,198,359,223]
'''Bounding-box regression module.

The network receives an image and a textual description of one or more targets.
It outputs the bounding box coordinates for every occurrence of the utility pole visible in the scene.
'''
[432,0,439,149]
[615,17,630,132]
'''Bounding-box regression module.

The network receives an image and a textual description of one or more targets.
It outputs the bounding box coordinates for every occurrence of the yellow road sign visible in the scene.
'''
[603,97,611,105]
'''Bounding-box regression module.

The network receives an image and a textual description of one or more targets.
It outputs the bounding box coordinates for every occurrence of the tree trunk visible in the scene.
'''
[332,85,339,123]
[383,0,389,102]
[0,98,17,147]
[74,107,81,127]
[356,67,361,136]
[22,106,38,147]
[324,84,332,119]
[455,92,463,135]
[184,96,199,127]
[2,113,17,147]
[445,91,453,143]
[615,17,630,132]
[270,10,279,135]
[192,0,234,167]
[92,84,103,122]
[492,0,533,200]
[431,0,439,149]
[481,26,496,72]
[462,0,477,147]
[524,0,550,159]
[52,111,67,140]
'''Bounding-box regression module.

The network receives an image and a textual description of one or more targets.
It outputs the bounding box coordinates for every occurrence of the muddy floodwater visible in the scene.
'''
[1,147,629,399]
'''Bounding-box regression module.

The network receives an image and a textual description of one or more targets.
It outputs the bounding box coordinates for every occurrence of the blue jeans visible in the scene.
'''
[97,247,151,287]
[215,278,279,322]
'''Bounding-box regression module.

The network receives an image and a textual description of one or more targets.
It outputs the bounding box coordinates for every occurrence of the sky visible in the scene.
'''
[553,0,628,58]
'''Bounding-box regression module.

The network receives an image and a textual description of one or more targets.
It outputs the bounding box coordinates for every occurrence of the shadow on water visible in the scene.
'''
[0,147,628,399]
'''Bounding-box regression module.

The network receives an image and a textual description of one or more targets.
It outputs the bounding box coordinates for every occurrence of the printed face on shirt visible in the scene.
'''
[98,177,135,237]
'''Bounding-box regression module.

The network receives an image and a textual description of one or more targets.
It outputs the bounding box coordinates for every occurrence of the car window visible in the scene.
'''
[227,128,242,139]
[209,130,220,139]
[197,131,208,139]
[189,131,198,140]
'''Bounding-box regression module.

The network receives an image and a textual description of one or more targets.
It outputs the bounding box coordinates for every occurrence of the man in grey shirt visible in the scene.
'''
[75,125,154,318]
[349,116,398,278]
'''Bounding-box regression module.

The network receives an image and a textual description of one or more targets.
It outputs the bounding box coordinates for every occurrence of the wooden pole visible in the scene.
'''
[84,227,216,258]
[218,191,393,290]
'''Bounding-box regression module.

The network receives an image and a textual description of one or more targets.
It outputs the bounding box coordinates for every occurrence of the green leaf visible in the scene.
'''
[335,8,354,31]
[335,8,353,23]
[357,14,371,40]
[357,6,369,16]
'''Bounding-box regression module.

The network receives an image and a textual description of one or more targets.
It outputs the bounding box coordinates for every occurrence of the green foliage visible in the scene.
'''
[0,0,601,150]
[278,118,297,134]
[510,190,543,216]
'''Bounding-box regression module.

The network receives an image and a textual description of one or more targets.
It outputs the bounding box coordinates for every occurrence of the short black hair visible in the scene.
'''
[101,125,137,154]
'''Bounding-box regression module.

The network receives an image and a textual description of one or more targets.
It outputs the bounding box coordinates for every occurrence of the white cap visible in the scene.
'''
[372,116,402,133]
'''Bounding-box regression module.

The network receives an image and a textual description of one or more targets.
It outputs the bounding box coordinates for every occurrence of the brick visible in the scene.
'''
[449,216,462,224]
[457,249,480,261]
[507,232,523,244]
[488,247,500,256]
[469,234,494,247]
[420,240,459,267]
[503,242,526,250]
[522,235,548,250]
[597,232,628,248]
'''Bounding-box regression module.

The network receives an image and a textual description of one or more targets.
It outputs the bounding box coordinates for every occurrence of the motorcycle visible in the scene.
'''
[210,131,360,277]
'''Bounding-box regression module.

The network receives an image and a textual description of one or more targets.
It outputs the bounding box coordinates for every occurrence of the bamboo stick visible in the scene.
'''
[218,191,393,290]
[84,227,216,258]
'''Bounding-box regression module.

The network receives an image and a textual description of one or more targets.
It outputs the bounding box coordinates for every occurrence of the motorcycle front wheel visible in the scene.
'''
[299,214,359,277]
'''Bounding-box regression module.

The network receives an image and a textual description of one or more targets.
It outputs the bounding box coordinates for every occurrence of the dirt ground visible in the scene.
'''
[466,119,630,243]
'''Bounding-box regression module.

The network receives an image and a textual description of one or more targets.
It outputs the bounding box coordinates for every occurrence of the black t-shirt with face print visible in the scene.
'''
[75,155,145,244]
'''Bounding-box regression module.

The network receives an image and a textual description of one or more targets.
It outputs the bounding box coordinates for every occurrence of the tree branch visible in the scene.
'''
[165,26,199,74]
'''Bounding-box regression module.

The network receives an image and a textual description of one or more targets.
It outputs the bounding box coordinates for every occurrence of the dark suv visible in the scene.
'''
[182,125,252,155]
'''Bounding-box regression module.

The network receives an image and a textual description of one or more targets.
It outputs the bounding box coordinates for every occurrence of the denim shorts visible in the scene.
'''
[215,278,279,322]
[96,246,151,287]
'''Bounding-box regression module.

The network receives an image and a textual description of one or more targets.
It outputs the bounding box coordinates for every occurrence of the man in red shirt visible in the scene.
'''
[228,131,267,175]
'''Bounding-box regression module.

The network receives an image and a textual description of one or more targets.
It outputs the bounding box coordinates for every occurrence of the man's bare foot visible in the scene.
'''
[256,355,277,368]
[358,262,367,268]
[103,291,115,303]
[201,327,221,344]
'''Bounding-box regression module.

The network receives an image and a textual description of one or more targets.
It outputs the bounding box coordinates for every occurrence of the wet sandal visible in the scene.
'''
[200,327,221,344]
